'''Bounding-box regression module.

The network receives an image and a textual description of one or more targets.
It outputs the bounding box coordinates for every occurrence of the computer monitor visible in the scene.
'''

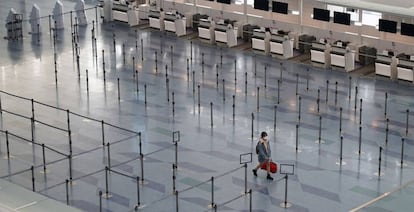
[313,8,330,22]
[272,1,288,14]
[254,0,269,11]
[401,22,414,36]
[217,0,231,4]
[379,19,397,33]
[333,11,350,25]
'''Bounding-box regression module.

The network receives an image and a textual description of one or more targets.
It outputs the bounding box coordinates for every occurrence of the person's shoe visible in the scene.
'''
[252,169,257,177]
[266,174,273,180]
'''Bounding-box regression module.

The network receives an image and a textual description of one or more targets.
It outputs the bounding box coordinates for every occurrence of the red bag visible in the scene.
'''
[260,161,277,173]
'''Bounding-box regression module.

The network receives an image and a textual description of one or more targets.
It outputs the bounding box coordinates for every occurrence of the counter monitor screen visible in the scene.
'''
[379,19,397,33]
[401,22,414,36]
[254,0,269,11]
[333,12,350,25]
[217,0,231,4]
[313,8,330,22]
[272,2,288,14]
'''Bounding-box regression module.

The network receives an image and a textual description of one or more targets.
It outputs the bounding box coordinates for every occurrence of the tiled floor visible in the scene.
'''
[1,1,414,212]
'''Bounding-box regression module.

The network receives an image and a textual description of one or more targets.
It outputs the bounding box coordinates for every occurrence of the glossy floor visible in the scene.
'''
[1,1,414,212]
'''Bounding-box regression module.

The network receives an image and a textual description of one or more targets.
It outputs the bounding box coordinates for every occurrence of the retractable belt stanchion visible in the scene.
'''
[210,102,214,128]
[295,73,299,96]
[359,99,363,126]
[175,190,179,212]
[264,66,267,88]
[298,96,302,123]
[135,176,141,209]
[306,68,309,91]
[122,43,125,64]
[141,39,144,61]
[232,95,235,120]
[136,70,139,93]
[209,176,216,208]
[277,80,280,104]
[117,78,120,101]
[280,174,291,208]
[249,189,252,212]
[172,92,175,117]
[31,166,35,191]
[273,105,277,131]
[354,86,358,110]
[256,87,260,112]
[222,79,226,102]
[358,125,362,155]
[251,113,254,141]
[187,58,190,80]
[325,80,329,103]
[201,52,205,74]
[254,55,257,77]
[339,107,342,134]
[216,65,220,88]
[106,143,111,168]
[166,78,170,103]
[234,59,237,83]
[295,124,299,152]
[317,116,322,144]
[170,46,173,69]
[384,92,388,117]
[220,47,223,66]
[317,89,320,113]
[279,63,283,82]
[103,166,112,198]
[144,84,147,106]
[86,69,89,92]
[66,179,69,205]
[41,144,47,173]
[376,146,383,178]
[198,85,200,114]
[406,109,409,136]
[385,118,389,145]
[5,131,10,159]
[334,81,338,106]
[155,52,158,73]
[400,138,405,168]
[348,76,352,100]
[99,190,102,212]
[190,41,193,61]
[245,72,248,95]
[192,71,195,95]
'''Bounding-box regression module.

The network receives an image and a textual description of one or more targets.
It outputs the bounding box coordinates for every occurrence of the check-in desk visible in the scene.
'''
[198,18,215,44]
[149,10,164,31]
[164,12,186,36]
[214,22,238,47]
[270,33,293,58]
[311,42,331,67]
[252,29,269,54]
[375,53,396,79]
[396,54,414,82]
[330,41,355,72]
[99,0,129,22]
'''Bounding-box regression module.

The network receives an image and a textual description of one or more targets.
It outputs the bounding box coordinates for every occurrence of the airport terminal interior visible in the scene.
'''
[2,0,414,211]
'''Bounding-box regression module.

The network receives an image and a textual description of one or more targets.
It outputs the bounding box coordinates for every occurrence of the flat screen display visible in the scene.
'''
[379,19,397,33]
[217,0,231,4]
[333,11,350,25]
[313,8,330,22]
[272,2,288,14]
[401,22,414,36]
[254,0,269,11]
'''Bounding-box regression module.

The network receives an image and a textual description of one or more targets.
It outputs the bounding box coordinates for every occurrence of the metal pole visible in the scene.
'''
[359,99,363,126]
[339,136,343,163]
[170,46,173,68]
[232,95,235,119]
[136,70,139,93]
[172,92,175,117]
[216,65,219,87]
[65,179,70,205]
[283,174,288,207]
[385,118,389,145]
[101,120,105,146]
[384,92,388,117]
[105,166,109,197]
[144,84,147,106]
[222,79,225,102]
[86,69,89,92]
[198,85,200,114]
[31,166,35,191]
[317,89,320,113]
[187,58,190,80]
[244,163,247,194]
[122,43,125,64]
[201,52,205,74]
[99,190,102,212]
[6,131,10,159]
[210,102,214,128]
[358,126,362,155]
[136,176,141,208]
[155,52,158,73]
[141,39,144,61]
[69,155,73,182]
[192,71,195,95]
[190,41,193,61]
[257,87,260,112]
[279,62,283,82]
[298,96,301,122]
[378,146,382,177]
[210,176,215,208]
[251,113,254,141]
[42,144,46,173]
[166,78,170,103]
[106,143,111,168]
[339,107,342,134]
[401,138,405,168]
[254,55,257,77]
[234,59,237,82]
[140,152,144,183]
[175,190,179,212]
[172,164,176,193]
[165,64,168,79]
[354,86,358,110]
[296,124,299,151]
[334,81,338,106]
[245,72,247,95]
[325,80,329,103]
[318,116,322,143]
[264,66,267,88]
[348,76,352,100]
[220,47,222,66]
[306,68,309,91]
[249,189,252,212]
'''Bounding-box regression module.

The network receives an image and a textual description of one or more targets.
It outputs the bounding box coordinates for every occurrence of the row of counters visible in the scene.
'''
[98,2,414,82]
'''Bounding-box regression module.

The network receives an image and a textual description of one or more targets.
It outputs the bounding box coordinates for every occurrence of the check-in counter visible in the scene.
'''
[270,33,293,58]
[164,12,187,36]
[330,41,355,72]
[198,18,215,44]
[99,0,129,22]
[252,29,269,54]
[375,52,396,79]
[214,21,238,47]
[397,54,414,82]
[311,41,331,67]
[149,10,164,31]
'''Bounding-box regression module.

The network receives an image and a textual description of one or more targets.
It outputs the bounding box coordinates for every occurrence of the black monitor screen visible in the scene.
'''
[333,11,350,25]
[254,0,269,11]
[217,0,231,4]
[401,22,414,36]
[379,19,397,33]
[272,2,288,14]
[313,8,330,22]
